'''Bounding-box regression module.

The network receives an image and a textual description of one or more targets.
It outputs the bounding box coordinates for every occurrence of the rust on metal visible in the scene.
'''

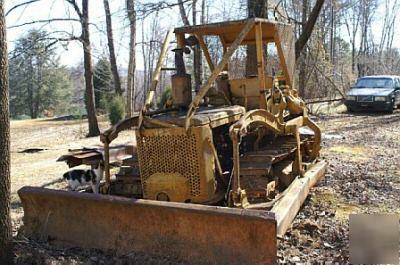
[57,145,134,168]
[272,160,327,236]
[19,186,277,264]
[19,17,327,263]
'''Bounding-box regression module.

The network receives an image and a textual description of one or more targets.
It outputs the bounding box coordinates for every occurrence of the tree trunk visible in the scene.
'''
[28,57,35,118]
[103,0,122,95]
[298,0,308,97]
[193,0,202,91]
[246,0,267,77]
[82,0,100,137]
[178,0,190,26]
[351,40,355,73]
[201,0,206,79]
[126,0,136,116]
[34,57,43,118]
[0,0,12,263]
[295,0,325,60]
[329,0,334,63]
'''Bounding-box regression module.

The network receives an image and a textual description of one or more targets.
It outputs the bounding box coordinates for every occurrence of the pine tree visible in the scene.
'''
[9,30,72,118]
[93,57,113,110]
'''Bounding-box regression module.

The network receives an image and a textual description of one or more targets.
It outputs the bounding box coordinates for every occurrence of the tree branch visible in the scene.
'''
[9,33,81,60]
[136,0,191,18]
[295,0,325,60]
[8,18,81,29]
[6,0,41,16]
[66,0,82,19]
[178,0,190,26]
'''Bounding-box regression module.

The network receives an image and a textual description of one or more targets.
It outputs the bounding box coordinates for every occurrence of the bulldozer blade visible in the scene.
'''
[18,187,277,264]
[272,160,328,236]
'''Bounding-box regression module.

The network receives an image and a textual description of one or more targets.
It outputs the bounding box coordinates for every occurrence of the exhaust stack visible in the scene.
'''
[171,37,192,108]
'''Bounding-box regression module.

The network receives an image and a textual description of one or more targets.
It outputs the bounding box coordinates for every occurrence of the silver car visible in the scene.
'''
[345,75,400,113]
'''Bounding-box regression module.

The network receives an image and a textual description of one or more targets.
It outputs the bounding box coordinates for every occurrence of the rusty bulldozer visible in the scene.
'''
[19,18,327,264]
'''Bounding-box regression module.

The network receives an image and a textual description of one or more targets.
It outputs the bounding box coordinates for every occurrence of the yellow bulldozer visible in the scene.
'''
[19,18,327,264]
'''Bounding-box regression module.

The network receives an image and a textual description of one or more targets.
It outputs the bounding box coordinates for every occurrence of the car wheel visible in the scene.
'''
[386,100,394,114]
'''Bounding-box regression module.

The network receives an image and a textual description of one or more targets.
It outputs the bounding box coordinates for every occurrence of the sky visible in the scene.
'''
[5,0,170,69]
[5,0,400,71]
[5,0,244,71]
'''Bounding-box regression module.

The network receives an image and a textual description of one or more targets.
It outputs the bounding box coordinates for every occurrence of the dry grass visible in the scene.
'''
[308,102,347,115]
[10,117,134,234]
[312,188,360,221]
[11,110,400,263]
[328,145,370,162]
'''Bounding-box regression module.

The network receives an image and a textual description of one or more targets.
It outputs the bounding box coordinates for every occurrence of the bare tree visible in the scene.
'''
[295,0,325,60]
[378,0,399,54]
[140,14,163,107]
[357,0,377,76]
[298,0,308,96]
[7,0,100,136]
[178,0,190,25]
[192,0,202,91]
[126,0,136,116]
[0,0,12,263]
[77,0,100,136]
[344,0,362,73]
[103,0,122,95]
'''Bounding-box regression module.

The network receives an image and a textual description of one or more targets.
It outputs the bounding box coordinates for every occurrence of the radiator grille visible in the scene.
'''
[136,132,201,197]
[357,95,373,102]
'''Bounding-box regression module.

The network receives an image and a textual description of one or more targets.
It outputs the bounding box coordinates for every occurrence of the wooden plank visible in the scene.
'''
[271,160,327,236]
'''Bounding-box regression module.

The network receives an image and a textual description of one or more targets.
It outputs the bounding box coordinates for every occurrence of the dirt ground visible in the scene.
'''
[10,109,400,264]
[10,118,133,238]
[279,110,400,263]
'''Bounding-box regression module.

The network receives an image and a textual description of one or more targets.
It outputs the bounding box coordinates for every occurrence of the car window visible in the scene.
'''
[355,78,394,88]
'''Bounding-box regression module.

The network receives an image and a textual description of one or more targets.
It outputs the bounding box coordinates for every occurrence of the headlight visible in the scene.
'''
[347,96,356,101]
[374,96,386,102]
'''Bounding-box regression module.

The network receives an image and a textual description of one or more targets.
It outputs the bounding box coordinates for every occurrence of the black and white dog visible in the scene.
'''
[63,163,104,194]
